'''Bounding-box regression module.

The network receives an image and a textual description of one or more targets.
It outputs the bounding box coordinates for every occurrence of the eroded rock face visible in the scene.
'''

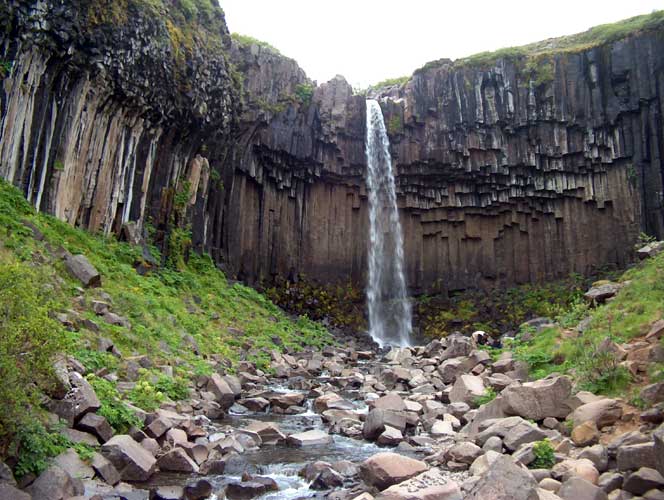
[2,0,664,292]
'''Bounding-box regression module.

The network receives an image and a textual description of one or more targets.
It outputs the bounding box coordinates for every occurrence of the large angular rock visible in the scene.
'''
[501,376,573,420]
[466,454,538,500]
[376,468,462,500]
[101,435,157,481]
[25,465,84,499]
[654,425,664,477]
[48,372,101,426]
[557,477,608,500]
[91,452,121,486]
[245,421,286,445]
[584,283,621,304]
[64,254,101,287]
[440,335,474,361]
[449,375,485,405]
[157,448,199,473]
[373,393,407,411]
[623,467,664,495]
[363,409,407,440]
[53,448,95,479]
[616,443,657,471]
[569,399,622,428]
[0,483,31,500]
[360,452,429,490]
[77,412,114,443]
[206,373,236,409]
[287,430,332,447]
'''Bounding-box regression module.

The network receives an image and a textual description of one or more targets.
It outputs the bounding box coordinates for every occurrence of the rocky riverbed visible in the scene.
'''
[5,319,664,500]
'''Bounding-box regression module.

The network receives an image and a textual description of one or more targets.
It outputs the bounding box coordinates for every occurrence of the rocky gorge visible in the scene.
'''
[4,239,664,500]
[2,1,664,292]
[2,1,664,499]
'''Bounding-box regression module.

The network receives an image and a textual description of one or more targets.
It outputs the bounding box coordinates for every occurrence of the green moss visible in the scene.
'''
[231,32,282,55]
[294,83,314,106]
[371,75,410,89]
[387,114,402,135]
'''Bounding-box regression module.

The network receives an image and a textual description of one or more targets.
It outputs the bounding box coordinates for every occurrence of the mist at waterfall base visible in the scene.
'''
[364,99,413,348]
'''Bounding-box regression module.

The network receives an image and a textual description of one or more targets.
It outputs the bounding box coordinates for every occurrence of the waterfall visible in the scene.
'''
[365,99,412,348]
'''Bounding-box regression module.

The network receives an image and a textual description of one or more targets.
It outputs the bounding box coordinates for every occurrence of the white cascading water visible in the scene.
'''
[365,99,412,347]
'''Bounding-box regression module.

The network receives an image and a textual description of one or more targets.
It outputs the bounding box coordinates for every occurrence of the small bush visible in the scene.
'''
[129,380,164,412]
[88,375,141,433]
[530,440,555,469]
[294,83,314,106]
[13,420,95,479]
[0,261,64,451]
[154,374,190,400]
[474,387,497,406]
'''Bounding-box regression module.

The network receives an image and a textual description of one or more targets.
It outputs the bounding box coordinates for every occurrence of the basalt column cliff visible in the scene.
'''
[1,0,663,293]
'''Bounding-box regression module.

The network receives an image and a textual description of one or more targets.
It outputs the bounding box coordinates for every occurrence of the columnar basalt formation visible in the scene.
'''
[1,0,663,293]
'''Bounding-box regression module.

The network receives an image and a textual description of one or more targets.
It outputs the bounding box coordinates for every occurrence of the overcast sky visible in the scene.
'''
[221,1,663,88]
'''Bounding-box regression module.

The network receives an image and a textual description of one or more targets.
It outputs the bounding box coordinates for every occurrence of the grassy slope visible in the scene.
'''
[494,249,664,398]
[0,179,331,454]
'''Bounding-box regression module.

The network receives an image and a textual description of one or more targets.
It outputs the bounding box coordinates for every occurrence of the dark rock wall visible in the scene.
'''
[1,1,663,292]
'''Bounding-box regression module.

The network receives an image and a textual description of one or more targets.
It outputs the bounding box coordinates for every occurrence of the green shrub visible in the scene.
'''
[128,380,164,411]
[87,375,141,433]
[0,261,64,450]
[154,374,190,400]
[231,33,282,55]
[294,83,314,106]
[13,420,95,479]
[474,387,497,406]
[530,440,555,469]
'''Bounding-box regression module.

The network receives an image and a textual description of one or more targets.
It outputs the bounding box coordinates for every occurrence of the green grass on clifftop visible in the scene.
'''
[417,9,664,72]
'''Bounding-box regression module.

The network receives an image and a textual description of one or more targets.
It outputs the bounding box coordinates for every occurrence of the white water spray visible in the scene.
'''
[365,99,412,347]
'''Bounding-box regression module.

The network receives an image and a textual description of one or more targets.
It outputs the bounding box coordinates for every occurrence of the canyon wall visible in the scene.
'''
[1,0,663,293]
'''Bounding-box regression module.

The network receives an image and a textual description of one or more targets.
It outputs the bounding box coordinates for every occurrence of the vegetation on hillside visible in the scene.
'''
[231,32,283,55]
[417,272,592,338]
[490,250,664,396]
[0,179,331,460]
[87,0,229,63]
[417,9,664,73]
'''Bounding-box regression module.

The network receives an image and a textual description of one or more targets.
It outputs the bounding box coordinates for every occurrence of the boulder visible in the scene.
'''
[641,382,664,405]
[501,376,573,420]
[77,413,114,443]
[552,459,599,484]
[101,435,157,481]
[287,430,332,447]
[557,477,608,500]
[376,468,462,500]
[48,372,101,426]
[572,421,600,447]
[466,454,538,500]
[569,399,622,428]
[584,283,621,304]
[244,421,286,445]
[53,448,94,479]
[616,442,657,471]
[363,409,407,440]
[373,393,407,411]
[206,374,236,409]
[446,442,482,465]
[184,480,213,500]
[226,481,272,499]
[637,241,664,260]
[0,484,31,500]
[64,254,101,287]
[157,448,199,473]
[449,375,485,405]
[311,469,344,490]
[623,467,664,495]
[377,426,404,446]
[360,452,428,490]
[26,465,84,500]
[91,452,121,486]
[654,425,664,477]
